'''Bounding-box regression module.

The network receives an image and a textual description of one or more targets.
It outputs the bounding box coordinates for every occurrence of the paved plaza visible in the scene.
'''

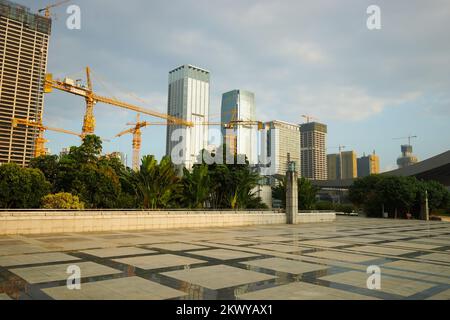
[0,216,449,300]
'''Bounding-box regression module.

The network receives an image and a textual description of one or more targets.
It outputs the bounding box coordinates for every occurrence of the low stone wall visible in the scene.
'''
[0,210,336,235]
[296,212,336,223]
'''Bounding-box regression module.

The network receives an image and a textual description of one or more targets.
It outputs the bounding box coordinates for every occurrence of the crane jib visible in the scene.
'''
[69,87,87,96]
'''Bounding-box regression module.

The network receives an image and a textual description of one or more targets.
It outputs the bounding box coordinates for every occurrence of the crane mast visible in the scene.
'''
[115,114,168,171]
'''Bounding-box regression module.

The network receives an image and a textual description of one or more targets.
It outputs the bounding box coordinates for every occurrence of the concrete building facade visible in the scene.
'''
[300,122,327,180]
[0,0,51,166]
[397,145,418,168]
[221,90,257,165]
[327,153,339,180]
[165,65,210,170]
[327,151,358,180]
[357,152,380,177]
[266,120,301,178]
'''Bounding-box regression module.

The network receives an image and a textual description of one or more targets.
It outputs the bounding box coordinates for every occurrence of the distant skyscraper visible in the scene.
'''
[221,90,257,164]
[300,122,327,180]
[165,65,210,170]
[327,150,357,180]
[397,145,418,168]
[265,120,300,178]
[357,152,380,177]
[341,150,358,179]
[327,153,339,180]
[0,0,51,166]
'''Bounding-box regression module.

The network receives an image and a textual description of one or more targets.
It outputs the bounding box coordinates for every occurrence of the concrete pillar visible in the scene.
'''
[286,160,298,224]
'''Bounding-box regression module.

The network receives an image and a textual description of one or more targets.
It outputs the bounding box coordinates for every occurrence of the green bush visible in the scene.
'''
[41,193,85,209]
[349,175,450,218]
[0,163,50,208]
[315,201,335,211]
[335,203,355,214]
[432,208,450,217]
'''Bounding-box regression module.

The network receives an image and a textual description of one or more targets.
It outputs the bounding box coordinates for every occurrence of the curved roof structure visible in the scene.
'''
[383,150,450,186]
[311,150,450,189]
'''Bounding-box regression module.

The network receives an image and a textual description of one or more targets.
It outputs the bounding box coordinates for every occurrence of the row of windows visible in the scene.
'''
[1,62,44,75]
[1,59,47,72]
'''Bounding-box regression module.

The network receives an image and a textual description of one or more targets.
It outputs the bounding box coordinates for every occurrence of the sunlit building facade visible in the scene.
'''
[165,64,210,170]
[0,0,51,166]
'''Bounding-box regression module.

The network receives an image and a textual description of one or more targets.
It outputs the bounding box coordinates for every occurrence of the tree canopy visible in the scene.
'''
[0,163,50,208]
[2,136,267,210]
[349,175,450,218]
[272,177,319,210]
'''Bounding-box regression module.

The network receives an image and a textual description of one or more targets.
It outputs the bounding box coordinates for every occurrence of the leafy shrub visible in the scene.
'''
[315,201,335,211]
[0,163,50,208]
[335,203,355,213]
[41,192,85,209]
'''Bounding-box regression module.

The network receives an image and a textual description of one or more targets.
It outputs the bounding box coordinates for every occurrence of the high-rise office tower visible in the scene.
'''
[357,152,380,177]
[265,120,301,178]
[166,65,210,170]
[327,150,358,180]
[300,122,327,180]
[221,90,257,164]
[0,0,51,166]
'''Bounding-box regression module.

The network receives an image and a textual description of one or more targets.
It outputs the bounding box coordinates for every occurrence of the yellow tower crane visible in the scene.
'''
[393,135,417,146]
[115,114,168,171]
[44,67,193,137]
[12,117,82,158]
[115,112,267,171]
[39,0,71,18]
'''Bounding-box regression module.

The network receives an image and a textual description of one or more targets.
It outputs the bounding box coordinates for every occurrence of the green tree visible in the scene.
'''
[41,192,85,209]
[349,175,385,217]
[185,148,266,209]
[272,177,319,210]
[182,164,210,209]
[348,175,449,218]
[69,135,103,164]
[53,135,122,208]
[421,180,450,211]
[0,163,50,208]
[298,177,320,210]
[132,155,182,209]
[413,180,450,217]
[374,176,418,218]
[29,155,59,189]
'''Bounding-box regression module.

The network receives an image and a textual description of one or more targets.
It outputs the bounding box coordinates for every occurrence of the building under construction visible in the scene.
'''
[397,144,418,168]
[0,0,51,166]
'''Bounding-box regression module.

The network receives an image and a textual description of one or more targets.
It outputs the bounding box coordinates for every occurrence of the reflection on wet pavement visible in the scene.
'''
[0,216,449,300]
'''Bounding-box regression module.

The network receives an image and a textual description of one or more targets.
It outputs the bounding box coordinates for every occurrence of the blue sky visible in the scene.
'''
[18,0,450,171]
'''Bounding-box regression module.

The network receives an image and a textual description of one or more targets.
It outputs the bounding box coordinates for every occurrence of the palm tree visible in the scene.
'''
[133,155,182,209]
[182,164,210,209]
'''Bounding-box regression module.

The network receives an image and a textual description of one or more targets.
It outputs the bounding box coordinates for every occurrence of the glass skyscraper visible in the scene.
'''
[165,64,210,170]
[221,90,257,165]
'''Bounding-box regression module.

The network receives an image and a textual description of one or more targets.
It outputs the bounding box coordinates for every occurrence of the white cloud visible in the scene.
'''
[289,86,421,121]
[277,39,329,64]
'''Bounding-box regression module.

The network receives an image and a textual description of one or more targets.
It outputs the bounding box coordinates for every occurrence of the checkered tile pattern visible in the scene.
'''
[0,217,449,300]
